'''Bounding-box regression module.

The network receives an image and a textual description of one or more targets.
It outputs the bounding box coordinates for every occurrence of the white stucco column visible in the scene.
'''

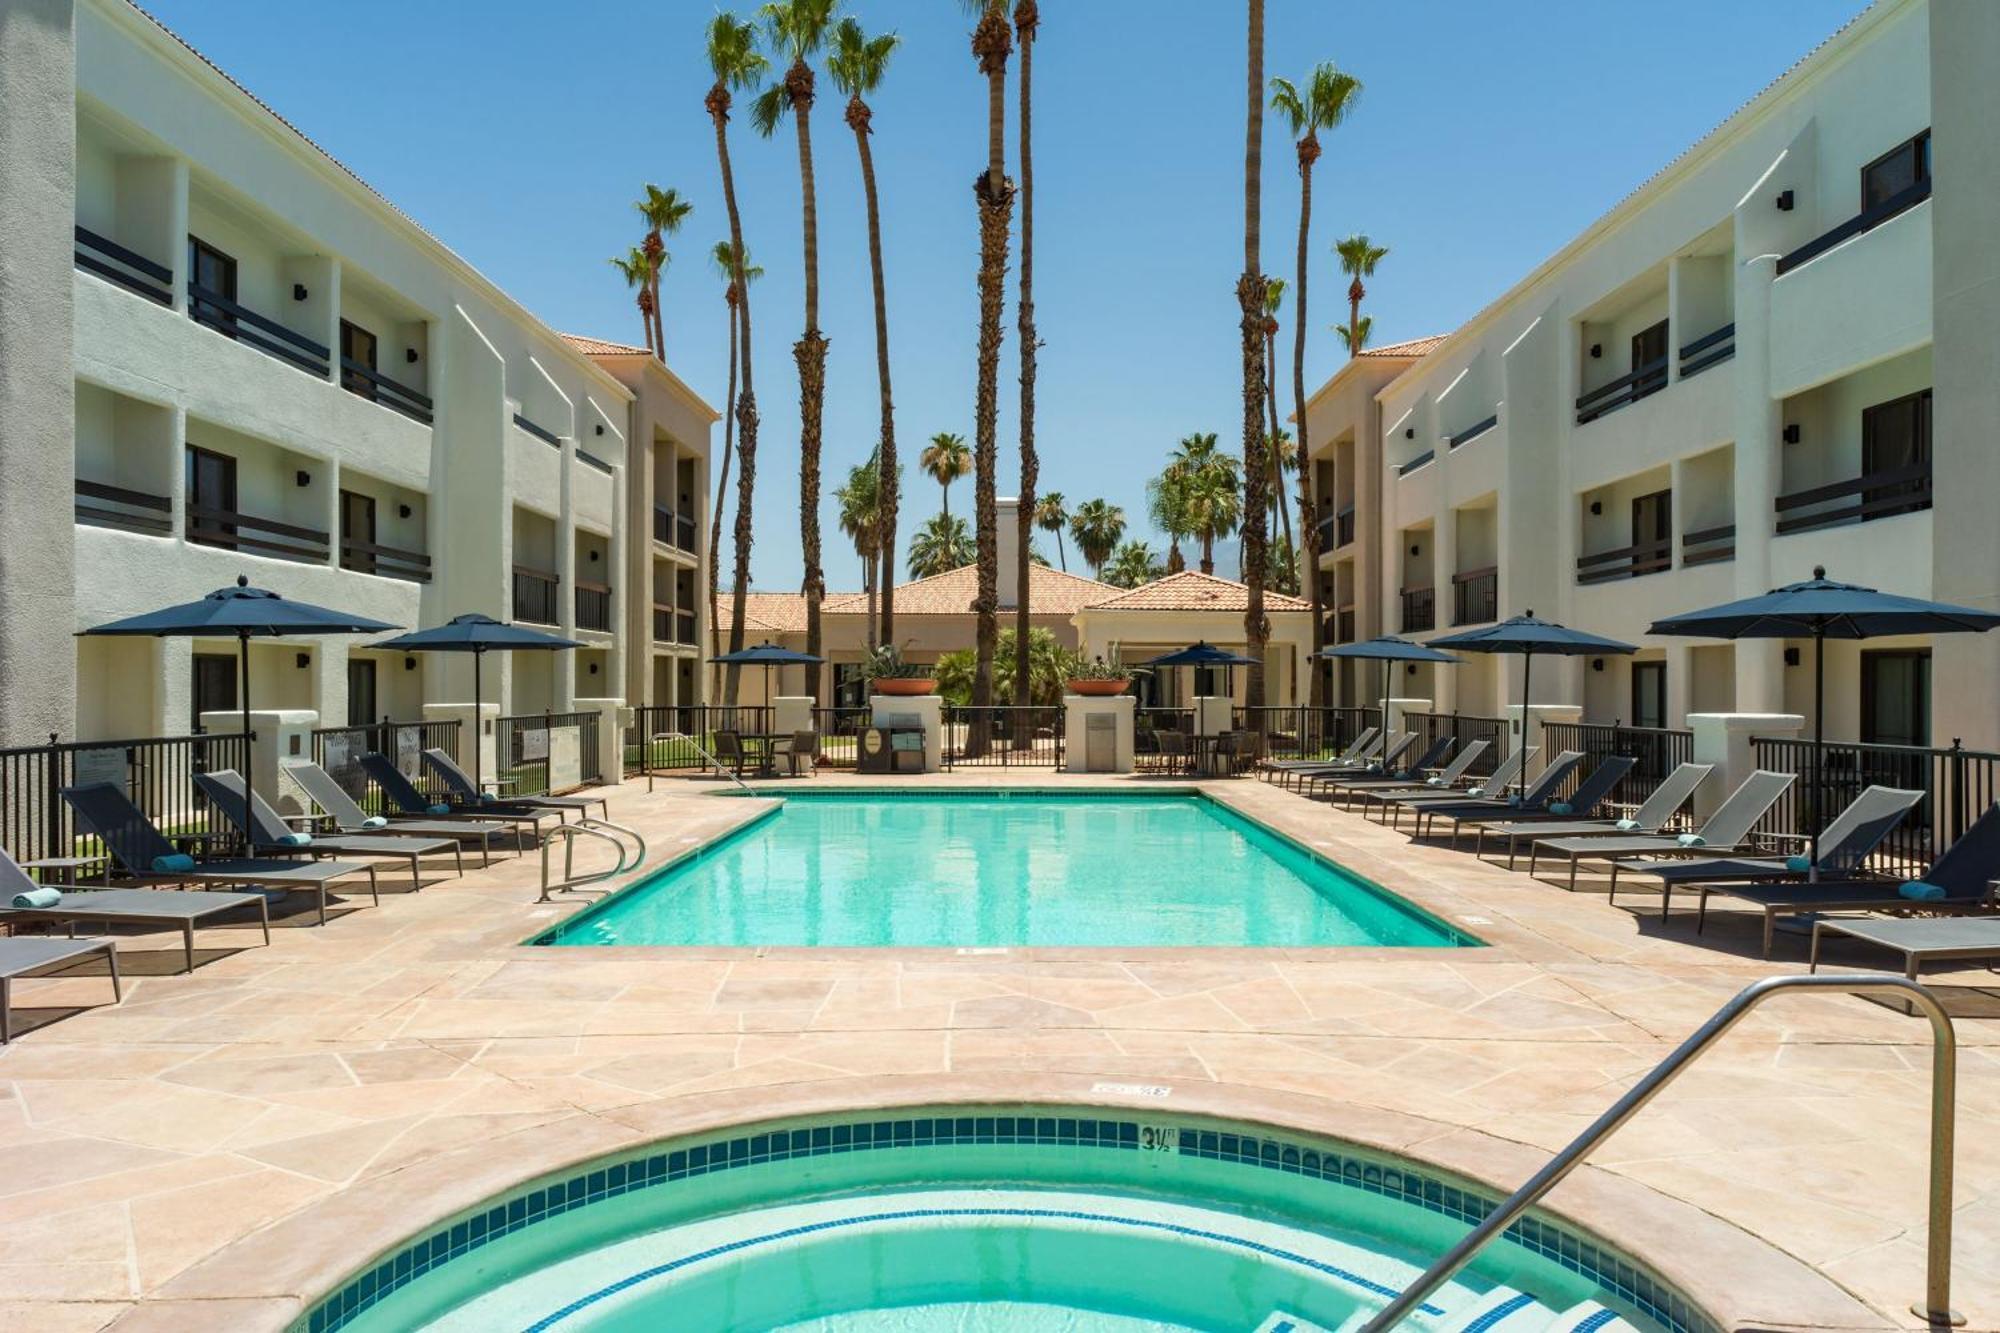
[1062,695,1135,773]
[1730,249,1785,714]
[773,695,814,736]
[1505,703,1582,776]
[1193,697,1233,737]
[202,708,319,813]
[1688,711,1803,819]
[1385,697,1432,735]
[423,702,499,787]
[571,697,628,784]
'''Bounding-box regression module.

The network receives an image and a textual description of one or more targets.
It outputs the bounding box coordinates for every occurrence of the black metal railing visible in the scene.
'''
[1681,523,1736,567]
[810,706,874,768]
[1447,414,1498,450]
[1542,721,1694,809]
[496,711,602,797]
[1749,734,1997,879]
[1575,357,1669,425]
[0,730,250,868]
[340,537,431,583]
[577,449,614,475]
[630,704,776,774]
[1397,449,1435,477]
[1315,511,1338,551]
[1405,711,1509,777]
[653,505,674,545]
[1776,177,1931,277]
[340,358,433,425]
[676,609,698,646]
[188,281,331,378]
[1452,567,1498,626]
[1329,605,1356,644]
[513,413,561,448]
[309,719,460,812]
[1335,505,1356,548]
[1678,323,1735,380]
[74,478,172,537]
[944,706,1063,767]
[652,604,674,643]
[188,503,330,563]
[73,226,172,306]
[677,514,698,552]
[512,567,559,624]
[1576,538,1672,584]
[574,581,612,633]
[1233,706,1379,762]
[1400,586,1435,634]
[1775,462,1931,536]
[1135,707,1197,760]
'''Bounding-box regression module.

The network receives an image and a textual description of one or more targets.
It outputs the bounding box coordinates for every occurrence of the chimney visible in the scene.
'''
[995,496,1021,610]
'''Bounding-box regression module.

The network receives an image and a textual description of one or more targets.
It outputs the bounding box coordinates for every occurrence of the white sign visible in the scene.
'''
[547,725,581,791]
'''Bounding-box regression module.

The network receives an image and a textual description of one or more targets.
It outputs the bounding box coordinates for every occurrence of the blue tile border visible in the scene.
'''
[293,1113,1719,1333]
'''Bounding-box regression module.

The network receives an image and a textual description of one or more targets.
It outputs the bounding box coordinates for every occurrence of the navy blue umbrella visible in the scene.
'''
[1432,612,1638,800]
[1650,566,2000,866]
[1319,636,1463,744]
[375,614,583,796]
[710,641,825,715]
[1141,642,1258,704]
[82,576,401,815]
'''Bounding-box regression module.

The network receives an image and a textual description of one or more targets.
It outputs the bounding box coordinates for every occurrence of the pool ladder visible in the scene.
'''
[537,817,648,903]
[647,732,754,794]
[1359,973,1961,1330]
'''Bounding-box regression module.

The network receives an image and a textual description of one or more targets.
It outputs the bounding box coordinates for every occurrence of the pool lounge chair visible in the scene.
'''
[62,782,378,926]
[1415,753,1614,847]
[1305,734,1452,801]
[193,770,463,884]
[1298,733,1422,794]
[1372,747,1537,829]
[1,937,121,1044]
[1475,761,1714,867]
[358,753,542,848]
[1525,769,1796,892]
[1401,752,1587,845]
[1338,740,1494,812]
[1269,730,1390,789]
[1,846,267,974]
[1260,726,1379,780]
[421,748,610,822]
[286,760,505,867]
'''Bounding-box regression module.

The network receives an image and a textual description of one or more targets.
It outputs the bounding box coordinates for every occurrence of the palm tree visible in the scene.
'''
[1067,499,1126,579]
[752,0,837,701]
[1334,233,1389,356]
[705,12,770,704]
[1103,540,1163,590]
[1261,276,1293,553]
[608,247,658,355]
[966,0,1014,747]
[1147,469,1193,574]
[921,432,971,524]
[1034,492,1069,570]
[1238,0,1271,714]
[908,512,974,579]
[1010,0,1041,716]
[634,184,693,358]
[1153,433,1241,576]
[836,456,893,651]
[828,16,903,651]
[705,240,763,691]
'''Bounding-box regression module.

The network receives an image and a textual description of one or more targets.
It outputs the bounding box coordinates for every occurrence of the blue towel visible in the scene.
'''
[1549,802,1573,816]
[151,852,196,873]
[1466,785,1486,798]
[479,793,497,805]
[428,804,451,815]
[277,832,313,848]
[1784,855,1812,872]
[1899,880,1947,902]
[1506,795,1523,808]
[10,887,61,910]
[1615,818,1641,831]
[361,815,388,829]
[1426,776,1446,788]
[1676,833,1706,848]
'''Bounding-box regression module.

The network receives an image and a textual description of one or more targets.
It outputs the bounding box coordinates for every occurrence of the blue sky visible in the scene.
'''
[146,0,1868,593]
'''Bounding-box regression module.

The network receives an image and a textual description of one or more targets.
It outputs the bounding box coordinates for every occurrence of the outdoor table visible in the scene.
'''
[739,733,783,777]
[19,855,110,887]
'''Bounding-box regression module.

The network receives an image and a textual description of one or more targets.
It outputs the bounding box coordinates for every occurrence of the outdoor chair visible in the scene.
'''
[1303,733,1445,799]
[1526,769,1796,892]
[1,844,267,974]
[62,782,378,926]
[712,730,754,779]
[1262,726,1379,779]
[1460,755,1644,856]
[1372,747,1538,828]
[1477,761,1714,870]
[774,731,818,778]
[1403,751,1589,846]
[1,936,121,1044]
[286,760,504,866]
[1273,731,1394,789]
[1152,729,1192,775]
[194,769,463,885]
[1335,739,1488,810]
[357,753,537,849]
[423,749,610,822]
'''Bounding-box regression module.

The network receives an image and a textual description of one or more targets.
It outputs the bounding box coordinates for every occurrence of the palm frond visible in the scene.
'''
[705,12,770,89]
[1268,75,1305,136]
[1334,233,1389,277]
[1334,315,1374,352]
[750,83,789,137]
[1307,61,1362,131]
[637,183,694,235]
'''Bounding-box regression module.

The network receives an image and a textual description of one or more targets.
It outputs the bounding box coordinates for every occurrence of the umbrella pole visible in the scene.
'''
[1519,650,1533,802]
[238,629,253,839]
[1381,658,1390,749]
[473,649,483,799]
[1811,628,1825,878]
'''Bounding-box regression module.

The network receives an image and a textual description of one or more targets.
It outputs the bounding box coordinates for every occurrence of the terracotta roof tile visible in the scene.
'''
[1356,333,1448,359]
[714,593,814,636]
[825,564,1121,617]
[562,333,652,358]
[1081,570,1311,614]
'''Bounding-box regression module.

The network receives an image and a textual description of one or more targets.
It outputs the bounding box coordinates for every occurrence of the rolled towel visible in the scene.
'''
[1506,795,1523,808]
[1900,880,1947,902]
[1676,833,1706,848]
[1425,776,1446,788]
[428,804,452,815]
[1548,802,1573,816]
[361,815,389,829]
[1466,785,1486,798]
[151,852,196,873]
[1615,818,1641,831]
[10,887,61,910]
[1364,763,1383,775]
[277,832,314,848]
[1784,854,1812,872]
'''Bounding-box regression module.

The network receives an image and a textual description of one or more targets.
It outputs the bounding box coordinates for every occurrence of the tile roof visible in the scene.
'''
[824,564,1122,617]
[714,593,817,636]
[1080,570,1311,614]
[562,334,652,358]
[1357,333,1449,360]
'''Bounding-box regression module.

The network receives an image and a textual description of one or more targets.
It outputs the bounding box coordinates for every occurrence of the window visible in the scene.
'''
[1862,130,1930,211]
[340,320,378,399]
[1630,489,1672,575]
[1861,388,1932,518]
[1630,662,1667,731]
[346,658,378,728]
[340,490,377,574]
[191,653,238,731]
[1630,320,1668,399]
[185,445,238,550]
[1861,649,1930,748]
[187,237,237,336]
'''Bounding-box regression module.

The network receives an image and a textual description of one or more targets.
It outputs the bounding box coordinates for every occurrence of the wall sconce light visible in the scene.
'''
[1591,657,1605,672]
[295,652,311,669]
[594,424,605,436]
[397,503,412,519]
[404,657,417,671]
[1404,427,1415,439]
[1409,544,1421,557]
[295,470,312,487]
[1775,189,1795,212]
[1784,647,1802,667]
[1782,424,1801,444]
[292,283,309,301]
[588,550,599,562]
[405,348,420,364]
[1588,500,1603,516]
[1589,343,1603,359]
[588,662,599,675]
[1406,663,1418,676]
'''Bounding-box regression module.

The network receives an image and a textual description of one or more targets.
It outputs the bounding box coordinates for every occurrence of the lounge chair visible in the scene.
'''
[1475,760,1713,867]
[1771,806,2000,965]
[286,760,505,867]
[1297,733,1422,794]
[422,748,610,821]
[1372,746,1539,828]
[359,753,542,848]
[1,846,267,974]
[1305,735,1452,802]
[1341,741,1495,813]
[1526,769,1796,892]
[1400,751,1587,845]
[62,782,378,926]
[1,937,121,1044]
[1261,726,1379,780]
[1416,753,1615,847]
[194,770,463,884]
[1146,728,1192,775]
[1271,730,1387,788]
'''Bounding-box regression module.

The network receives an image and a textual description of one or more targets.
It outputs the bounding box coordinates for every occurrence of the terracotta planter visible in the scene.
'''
[873,678,937,697]
[1066,679,1131,697]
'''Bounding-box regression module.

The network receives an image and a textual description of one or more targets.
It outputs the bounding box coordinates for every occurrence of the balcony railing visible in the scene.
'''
[512,567,559,624]
[513,413,561,448]
[188,503,329,563]
[1447,414,1497,450]
[340,536,432,584]
[653,504,673,545]
[676,609,698,646]
[574,580,612,633]
[577,449,614,475]
[188,282,330,378]
[1575,357,1668,425]
[1397,449,1435,477]
[1775,462,1932,536]
[677,514,698,552]
[1678,323,1735,380]
[73,226,171,306]
[74,478,172,537]
[1681,522,1736,567]
[1400,586,1435,634]
[1315,511,1337,551]
[1335,504,1355,548]
[652,603,674,643]
[1334,605,1356,644]
[1451,566,1498,625]
[1776,177,1932,277]
[1575,538,1672,584]
[340,359,433,425]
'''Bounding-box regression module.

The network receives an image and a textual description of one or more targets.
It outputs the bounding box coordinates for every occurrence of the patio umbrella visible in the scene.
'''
[373,614,582,797]
[1140,642,1260,711]
[1649,565,2000,870]
[1432,612,1638,801]
[80,575,400,816]
[709,642,824,713]
[1319,636,1462,751]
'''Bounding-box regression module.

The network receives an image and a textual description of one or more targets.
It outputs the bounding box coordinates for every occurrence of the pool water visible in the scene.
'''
[538,792,1470,949]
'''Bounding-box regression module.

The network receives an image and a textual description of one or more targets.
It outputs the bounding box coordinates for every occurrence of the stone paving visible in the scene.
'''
[1,769,1996,1331]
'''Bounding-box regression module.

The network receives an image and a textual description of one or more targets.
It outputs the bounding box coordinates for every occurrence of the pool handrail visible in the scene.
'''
[537,817,648,903]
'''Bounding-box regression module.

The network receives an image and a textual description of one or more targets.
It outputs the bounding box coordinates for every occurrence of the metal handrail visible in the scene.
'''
[1359,972,1959,1330]
[536,817,647,903]
[647,731,754,794]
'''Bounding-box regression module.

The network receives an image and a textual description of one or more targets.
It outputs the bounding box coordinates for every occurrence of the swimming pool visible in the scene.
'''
[306,1107,1711,1333]
[537,791,1472,949]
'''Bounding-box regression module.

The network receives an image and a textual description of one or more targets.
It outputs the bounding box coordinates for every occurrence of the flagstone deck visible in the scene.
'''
[2,770,1996,1331]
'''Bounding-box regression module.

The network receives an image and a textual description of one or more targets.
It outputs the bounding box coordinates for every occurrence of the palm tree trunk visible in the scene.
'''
[1053,529,1065,571]
[941,482,951,527]
[849,96,898,652]
[1238,0,1271,712]
[1012,0,1038,721]
[1201,531,1215,576]
[709,84,759,707]
[788,62,828,705]
[970,2,1014,756]
[1294,131,1324,705]
[1347,281,1363,360]
[707,292,739,703]
[1264,324,1292,553]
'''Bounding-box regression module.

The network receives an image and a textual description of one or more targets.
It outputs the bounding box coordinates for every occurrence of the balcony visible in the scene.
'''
[513,414,561,448]
[73,227,171,306]
[652,603,674,643]
[1575,358,1667,426]
[574,580,612,633]
[340,535,431,584]
[1335,505,1355,548]
[189,283,330,379]
[1315,511,1337,551]
[188,504,329,564]
[1331,605,1356,644]
[1400,586,1435,634]
[676,609,698,646]
[340,360,433,426]
[1777,177,1932,277]
[1447,414,1497,450]
[74,479,171,537]
[653,505,698,553]
[1451,567,1498,626]
[1775,463,1932,536]
[1397,449,1435,477]
[577,448,614,475]
[1681,523,1736,567]
[1576,538,1671,585]
[512,567,559,624]
[1678,323,1735,380]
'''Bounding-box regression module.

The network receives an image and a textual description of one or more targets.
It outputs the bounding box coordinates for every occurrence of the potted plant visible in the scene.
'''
[861,645,937,697]
[1067,656,1136,697]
